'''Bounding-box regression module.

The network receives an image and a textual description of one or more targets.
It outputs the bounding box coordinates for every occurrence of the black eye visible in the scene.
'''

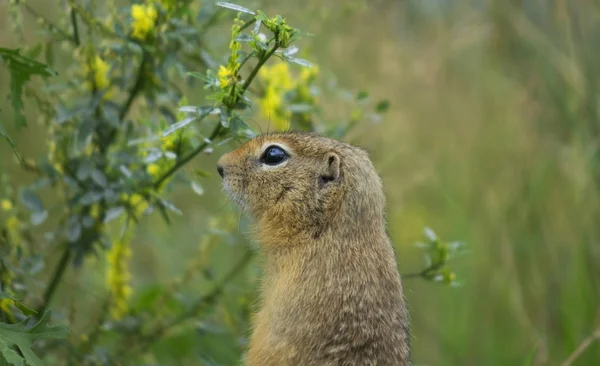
[261,146,288,166]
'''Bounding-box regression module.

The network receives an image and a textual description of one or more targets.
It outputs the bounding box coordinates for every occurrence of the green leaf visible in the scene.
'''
[0,310,68,366]
[286,57,313,68]
[193,169,212,178]
[162,116,197,137]
[0,47,57,129]
[19,189,44,212]
[162,106,215,137]
[215,2,255,15]
[13,302,38,318]
[219,107,230,128]
[375,100,390,113]
[356,91,369,101]
[0,292,37,316]
[191,181,205,196]
[523,341,539,366]
[187,71,211,83]
[0,338,23,366]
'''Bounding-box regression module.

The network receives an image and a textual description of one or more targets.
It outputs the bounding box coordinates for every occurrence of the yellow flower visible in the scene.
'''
[162,135,176,151]
[91,57,110,90]
[300,64,319,82]
[129,193,144,207]
[6,216,20,231]
[131,4,158,40]
[106,234,133,320]
[90,204,101,219]
[128,193,149,217]
[218,65,236,89]
[83,56,113,99]
[0,298,15,321]
[1,199,13,211]
[257,61,320,131]
[259,62,295,90]
[146,164,160,177]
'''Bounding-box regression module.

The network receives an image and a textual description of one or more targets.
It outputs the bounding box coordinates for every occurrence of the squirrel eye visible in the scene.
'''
[261,146,288,166]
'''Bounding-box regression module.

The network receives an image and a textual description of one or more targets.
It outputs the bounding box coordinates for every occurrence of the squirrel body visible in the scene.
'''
[217,132,411,366]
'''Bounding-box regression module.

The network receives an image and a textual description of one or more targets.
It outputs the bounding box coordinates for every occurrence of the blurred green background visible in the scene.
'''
[2,0,600,365]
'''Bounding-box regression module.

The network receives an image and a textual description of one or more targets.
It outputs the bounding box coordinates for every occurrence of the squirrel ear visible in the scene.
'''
[320,152,340,185]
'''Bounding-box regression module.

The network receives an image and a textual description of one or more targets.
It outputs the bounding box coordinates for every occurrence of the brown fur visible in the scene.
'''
[217,132,411,366]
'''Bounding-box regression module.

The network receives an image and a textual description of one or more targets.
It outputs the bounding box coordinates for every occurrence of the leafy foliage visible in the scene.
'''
[0,47,56,161]
[0,1,461,364]
[0,310,68,366]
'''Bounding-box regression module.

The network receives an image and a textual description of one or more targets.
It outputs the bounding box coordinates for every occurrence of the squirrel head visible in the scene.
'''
[216,132,386,248]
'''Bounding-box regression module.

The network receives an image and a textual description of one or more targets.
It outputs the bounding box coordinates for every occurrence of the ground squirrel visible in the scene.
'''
[216,132,411,366]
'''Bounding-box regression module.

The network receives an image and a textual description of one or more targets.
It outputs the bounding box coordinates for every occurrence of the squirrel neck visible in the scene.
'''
[258,206,393,276]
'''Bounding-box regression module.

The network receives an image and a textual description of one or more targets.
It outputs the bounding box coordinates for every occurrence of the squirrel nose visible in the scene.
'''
[216,164,225,178]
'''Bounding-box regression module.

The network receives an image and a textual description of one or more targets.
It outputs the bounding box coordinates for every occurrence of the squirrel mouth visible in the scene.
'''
[221,180,248,211]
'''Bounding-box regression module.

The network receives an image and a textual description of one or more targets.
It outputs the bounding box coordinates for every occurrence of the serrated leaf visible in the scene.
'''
[215,2,255,15]
[0,310,69,366]
[0,338,23,366]
[0,47,57,129]
[19,190,44,212]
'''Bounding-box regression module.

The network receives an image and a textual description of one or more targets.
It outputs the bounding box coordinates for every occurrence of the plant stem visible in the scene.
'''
[241,45,278,93]
[153,122,222,189]
[121,249,254,358]
[152,44,280,189]
[21,2,74,43]
[561,328,600,366]
[37,247,71,315]
[119,51,148,121]
[70,8,80,46]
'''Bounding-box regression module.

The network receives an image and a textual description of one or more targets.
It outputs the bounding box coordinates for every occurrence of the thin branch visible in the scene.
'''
[36,246,71,316]
[152,44,280,189]
[119,51,149,121]
[561,328,600,366]
[121,249,254,358]
[21,2,74,43]
[152,122,222,189]
[67,0,131,43]
[70,8,81,46]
